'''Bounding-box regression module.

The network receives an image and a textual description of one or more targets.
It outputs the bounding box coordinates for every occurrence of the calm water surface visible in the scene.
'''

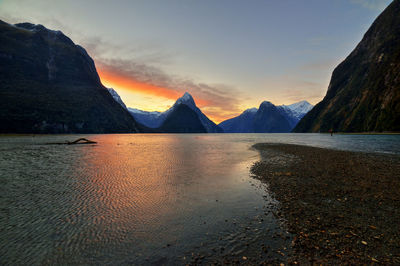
[1,133,399,264]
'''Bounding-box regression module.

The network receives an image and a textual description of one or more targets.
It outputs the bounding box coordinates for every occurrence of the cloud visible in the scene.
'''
[77,35,176,67]
[350,0,390,10]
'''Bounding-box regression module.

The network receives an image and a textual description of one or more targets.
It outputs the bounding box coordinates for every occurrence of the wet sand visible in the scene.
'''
[251,143,400,264]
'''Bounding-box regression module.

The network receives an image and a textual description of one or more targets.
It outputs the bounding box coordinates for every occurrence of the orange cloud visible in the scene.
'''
[97,66,210,107]
[98,67,178,100]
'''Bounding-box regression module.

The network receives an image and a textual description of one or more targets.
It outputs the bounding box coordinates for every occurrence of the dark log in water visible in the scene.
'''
[47,138,97,145]
[67,138,97,145]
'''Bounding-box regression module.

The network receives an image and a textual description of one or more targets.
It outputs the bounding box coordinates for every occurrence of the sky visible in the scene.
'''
[0,0,393,123]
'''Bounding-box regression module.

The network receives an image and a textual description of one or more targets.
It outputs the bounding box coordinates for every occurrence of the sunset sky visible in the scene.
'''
[0,0,392,123]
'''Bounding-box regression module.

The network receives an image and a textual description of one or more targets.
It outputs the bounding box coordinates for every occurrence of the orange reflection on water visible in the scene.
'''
[79,135,180,233]
[70,134,253,246]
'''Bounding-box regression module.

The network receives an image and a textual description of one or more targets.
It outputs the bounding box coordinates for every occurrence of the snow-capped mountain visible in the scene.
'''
[219,100,313,133]
[175,92,196,108]
[280,100,313,120]
[128,92,223,133]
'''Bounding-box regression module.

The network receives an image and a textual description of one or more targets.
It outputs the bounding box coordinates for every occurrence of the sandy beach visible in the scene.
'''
[251,143,400,264]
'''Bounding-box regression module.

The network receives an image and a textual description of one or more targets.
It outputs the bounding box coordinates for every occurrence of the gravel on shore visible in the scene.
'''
[251,143,400,264]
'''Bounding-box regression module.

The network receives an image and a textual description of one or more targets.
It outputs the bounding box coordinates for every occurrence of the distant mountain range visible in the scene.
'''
[0,20,139,133]
[294,0,400,133]
[219,100,313,133]
[122,90,312,133]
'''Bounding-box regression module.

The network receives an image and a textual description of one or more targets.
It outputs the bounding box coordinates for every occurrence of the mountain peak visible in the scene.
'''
[181,92,194,101]
[259,101,274,108]
[283,100,313,113]
[175,92,196,107]
[280,100,313,121]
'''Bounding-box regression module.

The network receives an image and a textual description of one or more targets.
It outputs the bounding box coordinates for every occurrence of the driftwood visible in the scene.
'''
[47,138,97,145]
[67,138,97,145]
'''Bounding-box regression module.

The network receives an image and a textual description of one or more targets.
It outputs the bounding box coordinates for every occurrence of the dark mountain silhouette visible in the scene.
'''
[294,1,400,132]
[0,20,139,133]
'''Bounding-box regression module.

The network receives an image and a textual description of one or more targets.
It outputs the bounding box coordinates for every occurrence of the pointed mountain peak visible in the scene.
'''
[182,92,193,99]
[175,92,196,107]
[181,92,194,101]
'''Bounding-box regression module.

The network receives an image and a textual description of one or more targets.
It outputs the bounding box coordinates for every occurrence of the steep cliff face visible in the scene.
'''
[294,1,400,132]
[0,20,139,133]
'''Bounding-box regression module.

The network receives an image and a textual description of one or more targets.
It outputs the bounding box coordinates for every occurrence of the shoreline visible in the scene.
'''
[0,132,399,136]
[251,143,400,264]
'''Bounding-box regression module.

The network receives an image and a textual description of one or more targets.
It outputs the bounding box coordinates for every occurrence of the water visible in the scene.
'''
[1,133,399,265]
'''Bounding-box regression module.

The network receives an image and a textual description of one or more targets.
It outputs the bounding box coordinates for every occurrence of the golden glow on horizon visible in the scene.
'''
[201,107,244,124]
[96,65,318,124]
